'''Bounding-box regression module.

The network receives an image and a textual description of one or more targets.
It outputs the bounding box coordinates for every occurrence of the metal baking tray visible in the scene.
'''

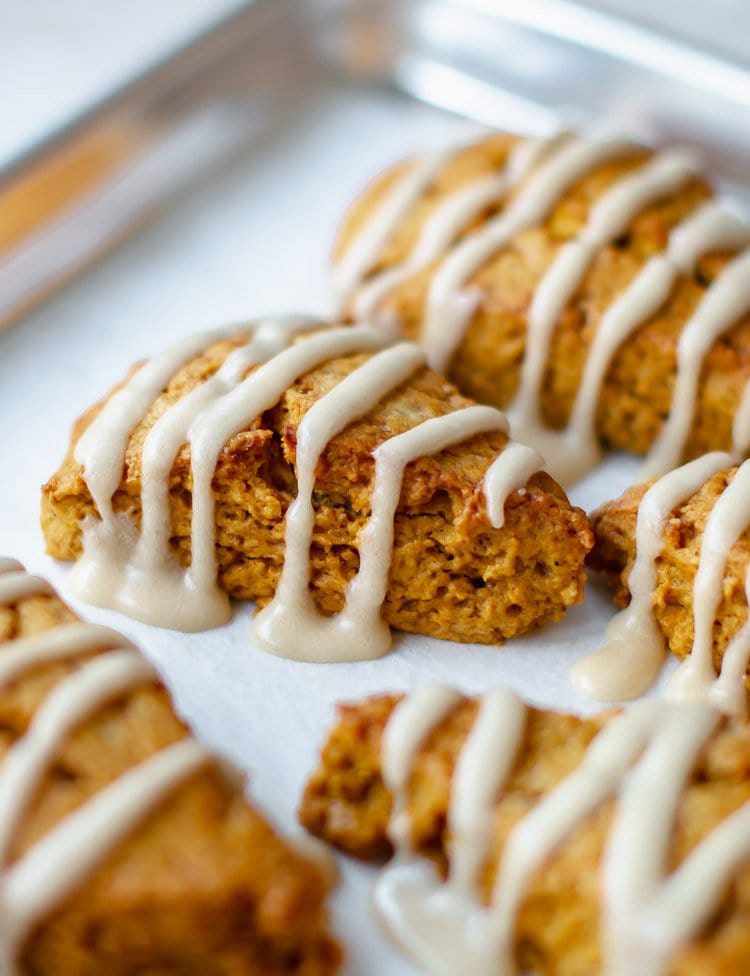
[2,4,749,974]
[2,0,750,331]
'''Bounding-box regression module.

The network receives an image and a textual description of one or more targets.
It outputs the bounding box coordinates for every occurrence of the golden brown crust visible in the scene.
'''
[300,693,750,976]
[41,336,593,646]
[337,137,750,464]
[2,573,340,976]
[590,467,750,691]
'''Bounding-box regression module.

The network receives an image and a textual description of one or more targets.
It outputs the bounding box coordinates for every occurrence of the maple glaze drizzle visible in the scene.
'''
[71,319,540,659]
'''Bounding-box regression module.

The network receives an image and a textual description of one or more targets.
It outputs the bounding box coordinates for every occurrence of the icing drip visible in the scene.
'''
[0,565,210,974]
[1,739,209,971]
[731,372,750,454]
[669,458,750,711]
[0,572,53,605]
[71,316,540,657]
[74,326,242,530]
[346,131,750,485]
[507,150,700,484]
[483,443,543,529]
[602,705,719,976]
[376,689,735,976]
[353,135,572,326]
[255,403,516,662]
[421,137,640,373]
[642,247,750,478]
[572,451,733,701]
[332,150,453,314]
[0,624,135,688]
[576,449,750,715]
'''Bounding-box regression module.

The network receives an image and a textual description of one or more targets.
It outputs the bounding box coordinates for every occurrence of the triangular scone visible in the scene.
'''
[301,687,750,976]
[332,132,750,484]
[0,559,340,975]
[587,454,750,712]
[41,321,592,657]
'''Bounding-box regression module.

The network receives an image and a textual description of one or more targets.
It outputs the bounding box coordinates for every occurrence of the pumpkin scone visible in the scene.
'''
[332,131,750,484]
[583,452,750,714]
[0,558,340,976]
[41,319,592,661]
[300,685,750,976]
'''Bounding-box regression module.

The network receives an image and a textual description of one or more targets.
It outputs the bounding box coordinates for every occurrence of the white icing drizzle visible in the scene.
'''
[255,403,519,662]
[70,316,540,658]
[74,326,242,529]
[421,137,640,374]
[0,572,53,606]
[352,135,572,326]
[0,565,211,973]
[668,458,750,712]
[332,150,453,314]
[382,686,462,851]
[0,623,135,686]
[72,316,326,630]
[731,377,750,455]
[506,150,700,484]
[0,650,157,861]
[602,705,719,976]
[252,343,427,661]
[0,739,209,971]
[0,559,23,575]
[641,246,750,478]
[376,689,735,976]
[572,451,734,701]
[448,691,527,895]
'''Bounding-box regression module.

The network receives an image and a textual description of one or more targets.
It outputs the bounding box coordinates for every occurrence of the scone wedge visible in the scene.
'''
[588,452,750,712]
[0,559,340,975]
[41,320,592,657]
[301,686,750,976]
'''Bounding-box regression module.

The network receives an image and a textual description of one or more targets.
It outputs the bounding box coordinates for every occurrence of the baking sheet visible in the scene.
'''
[0,82,684,974]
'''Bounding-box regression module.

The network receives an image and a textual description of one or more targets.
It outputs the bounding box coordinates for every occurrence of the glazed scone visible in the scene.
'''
[0,558,340,976]
[585,452,750,713]
[41,319,592,659]
[301,686,750,976]
[332,132,750,484]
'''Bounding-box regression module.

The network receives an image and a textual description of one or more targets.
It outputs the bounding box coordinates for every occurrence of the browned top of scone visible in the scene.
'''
[590,466,750,685]
[0,577,339,975]
[47,335,557,521]
[335,135,750,462]
[301,692,750,976]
